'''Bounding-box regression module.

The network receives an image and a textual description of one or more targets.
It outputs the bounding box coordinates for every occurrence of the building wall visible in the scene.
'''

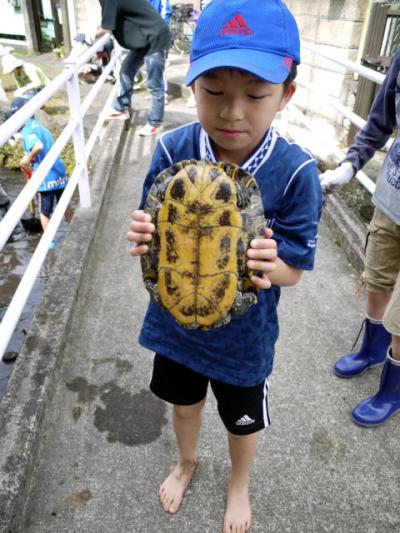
[73,0,101,33]
[73,0,197,33]
[286,0,371,135]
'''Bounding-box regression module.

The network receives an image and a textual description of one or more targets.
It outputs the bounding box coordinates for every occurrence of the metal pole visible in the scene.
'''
[64,58,91,208]
[60,0,72,55]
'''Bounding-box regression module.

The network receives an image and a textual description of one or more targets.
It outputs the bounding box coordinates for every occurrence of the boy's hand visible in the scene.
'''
[247,228,277,289]
[20,155,31,169]
[126,210,155,256]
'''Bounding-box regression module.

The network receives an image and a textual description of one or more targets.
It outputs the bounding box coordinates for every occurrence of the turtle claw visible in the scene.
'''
[156,179,169,203]
[144,280,161,304]
[235,182,251,209]
[231,291,258,315]
[211,314,232,329]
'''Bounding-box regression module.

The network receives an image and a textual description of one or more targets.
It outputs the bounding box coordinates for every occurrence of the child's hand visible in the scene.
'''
[246,228,277,289]
[126,210,155,256]
[20,155,31,169]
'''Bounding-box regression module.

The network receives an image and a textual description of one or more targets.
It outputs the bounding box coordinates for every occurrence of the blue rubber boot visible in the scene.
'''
[351,353,400,426]
[334,318,391,378]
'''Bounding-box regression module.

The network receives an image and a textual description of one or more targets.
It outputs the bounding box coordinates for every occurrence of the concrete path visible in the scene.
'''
[14,103,400,532]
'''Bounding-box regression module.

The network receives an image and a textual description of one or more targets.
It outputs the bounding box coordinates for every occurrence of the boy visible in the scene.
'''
[6,98,73,236]
[320,51,400,427]
[127,1,322,531]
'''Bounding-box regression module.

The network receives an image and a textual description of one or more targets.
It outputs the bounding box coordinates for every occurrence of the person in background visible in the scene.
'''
[1,55,50,98]
[5,98,73,246]
[96,0,171,122]
[137,0,172,136]
[319,51,400,427]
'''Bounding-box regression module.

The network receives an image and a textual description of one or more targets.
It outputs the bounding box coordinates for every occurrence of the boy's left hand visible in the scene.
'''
[20,155,31,169]
[247,228,277,289]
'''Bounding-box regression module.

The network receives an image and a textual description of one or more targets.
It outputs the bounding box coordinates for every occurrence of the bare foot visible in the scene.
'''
[223,485,251,533]
[159,460,197,514]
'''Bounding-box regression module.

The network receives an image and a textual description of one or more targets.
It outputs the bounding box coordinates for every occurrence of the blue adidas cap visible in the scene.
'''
[185,0,300,86]
[4,96,31,120]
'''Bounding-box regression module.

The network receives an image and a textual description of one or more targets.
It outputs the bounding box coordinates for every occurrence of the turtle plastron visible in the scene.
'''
[141,159,265,330]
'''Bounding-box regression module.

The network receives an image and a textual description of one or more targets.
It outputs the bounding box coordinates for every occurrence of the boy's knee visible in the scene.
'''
[174,400,205,419]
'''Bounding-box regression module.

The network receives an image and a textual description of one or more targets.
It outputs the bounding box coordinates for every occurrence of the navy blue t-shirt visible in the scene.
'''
[138,123,322,386]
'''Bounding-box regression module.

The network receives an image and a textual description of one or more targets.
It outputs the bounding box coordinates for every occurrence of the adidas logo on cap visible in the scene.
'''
[220,14,252,36]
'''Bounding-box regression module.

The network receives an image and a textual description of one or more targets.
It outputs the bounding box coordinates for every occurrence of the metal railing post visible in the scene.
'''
[64,57,92,208]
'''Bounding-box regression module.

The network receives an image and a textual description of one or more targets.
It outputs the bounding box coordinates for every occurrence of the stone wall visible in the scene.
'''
[73,0,101,33]
[286,0,371,142]
[72,0,199,33]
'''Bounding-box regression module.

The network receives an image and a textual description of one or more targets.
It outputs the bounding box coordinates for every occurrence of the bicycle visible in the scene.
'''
[170,3,199,55]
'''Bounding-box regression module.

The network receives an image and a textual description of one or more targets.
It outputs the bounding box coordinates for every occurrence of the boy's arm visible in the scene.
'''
[20,140,43,169]
[272,158,322,280]
[268,258,302,286]
[96,27,112,37]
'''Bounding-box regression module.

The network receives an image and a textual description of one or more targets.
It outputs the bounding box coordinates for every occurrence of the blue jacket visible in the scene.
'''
[138,123,322,387]
[345,51,400,224]
[22,118,67,193]
[148,0,172,23]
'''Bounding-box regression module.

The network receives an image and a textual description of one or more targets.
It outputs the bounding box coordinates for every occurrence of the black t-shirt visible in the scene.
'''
[100,0,171,54]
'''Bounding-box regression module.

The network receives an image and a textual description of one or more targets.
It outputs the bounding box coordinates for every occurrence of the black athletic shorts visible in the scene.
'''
[150,353,271,436]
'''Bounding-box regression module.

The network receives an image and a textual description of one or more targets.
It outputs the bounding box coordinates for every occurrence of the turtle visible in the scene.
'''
[140,159,265,330]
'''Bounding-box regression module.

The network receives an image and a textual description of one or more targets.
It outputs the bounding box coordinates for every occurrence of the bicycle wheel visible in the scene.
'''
[172,20,194,55]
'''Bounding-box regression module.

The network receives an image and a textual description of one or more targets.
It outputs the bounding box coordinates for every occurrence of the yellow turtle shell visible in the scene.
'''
[141,159,265,330]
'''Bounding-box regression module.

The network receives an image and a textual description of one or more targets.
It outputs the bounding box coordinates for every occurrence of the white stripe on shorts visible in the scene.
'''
[263,379,271,427]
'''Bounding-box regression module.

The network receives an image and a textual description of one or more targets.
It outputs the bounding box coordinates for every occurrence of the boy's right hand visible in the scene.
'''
[126,210,155,256]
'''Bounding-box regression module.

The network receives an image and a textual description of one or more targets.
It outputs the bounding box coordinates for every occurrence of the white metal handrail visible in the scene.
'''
[0,34,122,360]
[297,40,388,194]
[302,41,386,85]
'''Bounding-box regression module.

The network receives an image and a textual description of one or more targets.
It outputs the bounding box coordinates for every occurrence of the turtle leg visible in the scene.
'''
[156,179,169,203]
[231,290,258,315]
[144,279,161,304]
[202,314,232,330]
[235,182,251,209]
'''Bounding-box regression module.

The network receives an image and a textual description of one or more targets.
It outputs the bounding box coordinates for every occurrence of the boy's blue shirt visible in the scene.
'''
[22,118,67,193]
[138,122,323,386]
